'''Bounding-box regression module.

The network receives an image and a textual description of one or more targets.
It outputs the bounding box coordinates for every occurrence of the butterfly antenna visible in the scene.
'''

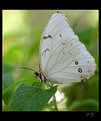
[19,67,36,72]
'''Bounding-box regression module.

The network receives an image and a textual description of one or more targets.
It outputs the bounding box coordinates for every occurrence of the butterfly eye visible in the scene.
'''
[35,72,39,76]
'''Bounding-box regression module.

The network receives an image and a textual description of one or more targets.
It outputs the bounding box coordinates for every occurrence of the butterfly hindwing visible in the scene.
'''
[39,12,96,84]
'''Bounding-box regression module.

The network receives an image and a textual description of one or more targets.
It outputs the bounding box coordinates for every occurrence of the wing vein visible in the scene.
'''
[48,56,94,75]
[45,37,71,73]
[47,17,66,34]
[48,42,81,73]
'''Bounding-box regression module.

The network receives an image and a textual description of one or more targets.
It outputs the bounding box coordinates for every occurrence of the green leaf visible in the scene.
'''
[10,83,57,111]
[67,99,99,111]
[3,64,15,73]
[2,78,35,95]
[75,27,93,44]
[2,74,15,105]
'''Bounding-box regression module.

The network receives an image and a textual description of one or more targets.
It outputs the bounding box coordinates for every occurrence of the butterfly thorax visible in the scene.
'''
[34,72,47,83]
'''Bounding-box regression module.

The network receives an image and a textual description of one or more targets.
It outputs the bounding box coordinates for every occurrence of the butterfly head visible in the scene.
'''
[34,72,40,77]
[34,72,47,83]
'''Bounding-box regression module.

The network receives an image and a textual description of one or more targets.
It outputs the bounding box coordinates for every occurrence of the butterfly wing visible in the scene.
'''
[39,12,96,84]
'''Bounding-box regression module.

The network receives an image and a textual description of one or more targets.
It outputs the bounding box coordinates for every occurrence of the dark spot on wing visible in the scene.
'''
[43,35,52,39]
[63,51,65,54]
[69,53,72,55]
[81,79,87,82]
[81,76,87,82]
[48,35,52,38]
[75,61,79,65]
[71,43,73,46]
[59,34,62,37]
[78,68,82,73]
[57,11,59,13]
[43,36,47,39]
[87,60,89,63]
[41,48,50,56]
[62,42,65,45]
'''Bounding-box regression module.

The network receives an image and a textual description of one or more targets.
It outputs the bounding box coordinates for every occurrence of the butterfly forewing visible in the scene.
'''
[39,12,96,84]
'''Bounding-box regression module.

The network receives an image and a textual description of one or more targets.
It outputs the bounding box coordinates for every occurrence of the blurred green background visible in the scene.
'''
[3,10,99,111]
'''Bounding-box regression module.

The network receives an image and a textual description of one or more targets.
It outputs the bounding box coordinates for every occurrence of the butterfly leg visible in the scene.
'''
[32,82,42,92]
[46,81,51,89]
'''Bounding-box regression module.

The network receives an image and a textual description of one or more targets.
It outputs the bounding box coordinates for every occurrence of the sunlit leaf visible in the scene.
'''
[10,83,57,111]
[3,78,35,95]
[67,99,99,111]
[2,74,15,105]
[3,64,15,73]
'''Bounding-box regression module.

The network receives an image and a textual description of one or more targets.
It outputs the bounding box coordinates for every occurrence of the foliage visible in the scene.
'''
[2,10,99,111]
[10,83,57,111]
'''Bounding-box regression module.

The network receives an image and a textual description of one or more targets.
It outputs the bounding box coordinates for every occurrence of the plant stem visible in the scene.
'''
[50,83,58,111]
[53,93,58,111]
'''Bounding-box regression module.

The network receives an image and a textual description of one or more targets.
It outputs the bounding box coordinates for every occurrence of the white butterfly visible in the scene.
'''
[35,11,96,84]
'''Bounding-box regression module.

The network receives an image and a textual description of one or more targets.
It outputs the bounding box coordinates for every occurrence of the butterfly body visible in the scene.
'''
[34,72,47,83]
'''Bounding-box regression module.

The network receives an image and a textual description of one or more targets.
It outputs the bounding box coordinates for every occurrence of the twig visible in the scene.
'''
[51,83,58,111]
